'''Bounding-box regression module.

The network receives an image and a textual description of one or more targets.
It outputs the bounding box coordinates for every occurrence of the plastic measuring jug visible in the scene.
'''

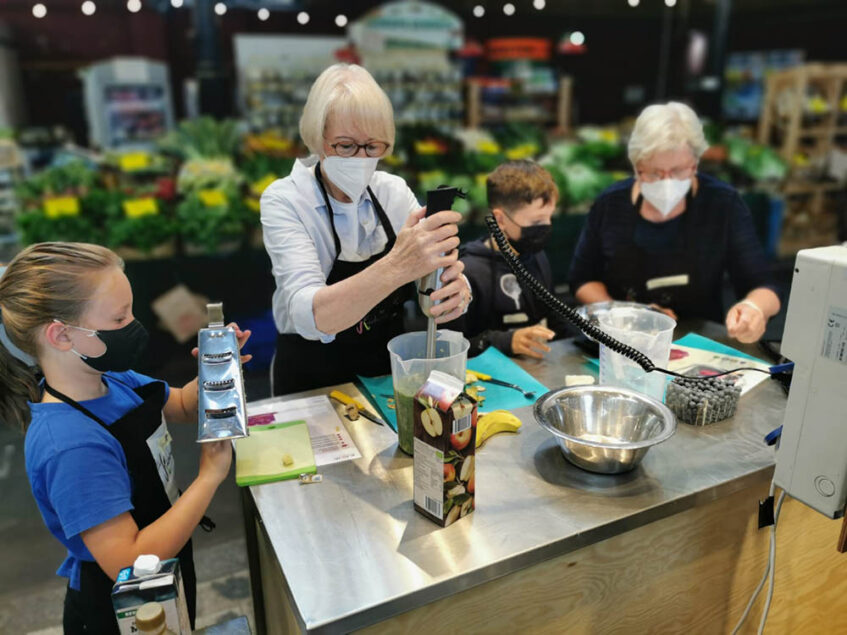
[597,307,676,401]
[387,330,469,455]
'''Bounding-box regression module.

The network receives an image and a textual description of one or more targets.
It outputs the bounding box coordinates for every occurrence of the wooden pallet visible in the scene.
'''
[758,63,847,174]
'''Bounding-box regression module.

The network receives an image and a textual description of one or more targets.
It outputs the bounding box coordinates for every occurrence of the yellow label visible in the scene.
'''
[506,143,538,160]
[199,189,227,207]
[476,140,502,154]
[414,140,444,155]
[44,196,80,219]
[251,174,277,197]
[123,197,159,218]
[119,152,151,172]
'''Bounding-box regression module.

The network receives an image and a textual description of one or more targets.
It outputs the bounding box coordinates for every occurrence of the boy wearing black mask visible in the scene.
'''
[445,160,572,358]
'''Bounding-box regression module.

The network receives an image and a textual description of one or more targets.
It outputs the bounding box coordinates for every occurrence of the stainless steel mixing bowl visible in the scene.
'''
[534,385,677,474]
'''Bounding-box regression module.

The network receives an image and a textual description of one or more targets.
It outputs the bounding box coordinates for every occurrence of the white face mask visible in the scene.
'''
[321,156,379,202]
[640,177,692,218]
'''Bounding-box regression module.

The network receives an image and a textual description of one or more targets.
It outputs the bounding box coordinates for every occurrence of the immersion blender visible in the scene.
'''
[418,186,467,358]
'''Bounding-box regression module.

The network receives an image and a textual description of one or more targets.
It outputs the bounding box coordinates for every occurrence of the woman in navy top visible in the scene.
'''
[568,102,780,343]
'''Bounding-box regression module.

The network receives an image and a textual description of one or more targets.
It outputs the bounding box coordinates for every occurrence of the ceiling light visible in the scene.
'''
[533,0,546,9]
[81,1,96,15]
[473,5,484,17]
[665,0,677,6]
[127,0,142,13]
[32,3,47,18]
[214,2,226,15]
[297,11,309,25]
[171,0,183,7]
[503,3,515,16]
[335,14,347,27]
[628,0,640,6]
[257,7,269,20]
[570,31,585,46]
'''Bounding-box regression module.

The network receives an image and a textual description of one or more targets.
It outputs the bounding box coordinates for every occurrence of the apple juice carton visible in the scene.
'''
[413,370,477,527]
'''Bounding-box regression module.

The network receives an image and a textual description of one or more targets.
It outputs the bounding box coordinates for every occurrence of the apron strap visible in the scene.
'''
[314,162,397,257]
[314,163,343,255]
[368,186,397,248]
[43,382,109,428]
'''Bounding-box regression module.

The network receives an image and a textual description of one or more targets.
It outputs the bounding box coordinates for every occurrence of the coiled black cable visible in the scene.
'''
[485,215,775,381]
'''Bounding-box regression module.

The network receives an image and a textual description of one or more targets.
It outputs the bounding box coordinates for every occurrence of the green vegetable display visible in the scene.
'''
[177,189,245,254]
[14,161,106,244]
[158,117,241,160]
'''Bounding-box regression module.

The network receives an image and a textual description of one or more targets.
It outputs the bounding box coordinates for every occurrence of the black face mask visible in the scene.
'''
[68,319,149,373]
[510,223,552,255]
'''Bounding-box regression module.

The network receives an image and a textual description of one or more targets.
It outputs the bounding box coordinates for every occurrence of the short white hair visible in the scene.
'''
[627,102,709,167]
[299,64,395,156]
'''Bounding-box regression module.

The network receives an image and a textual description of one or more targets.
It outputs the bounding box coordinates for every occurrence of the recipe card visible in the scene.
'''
[247,395,361,466]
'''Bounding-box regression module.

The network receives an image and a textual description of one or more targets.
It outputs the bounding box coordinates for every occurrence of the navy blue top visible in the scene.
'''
[568,173,779,322]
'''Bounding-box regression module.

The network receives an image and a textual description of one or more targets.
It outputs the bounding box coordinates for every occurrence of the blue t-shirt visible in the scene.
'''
[24,370,171,591]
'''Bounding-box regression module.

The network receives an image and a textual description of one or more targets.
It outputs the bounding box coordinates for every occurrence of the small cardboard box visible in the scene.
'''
[111,557,191,634]
[413,370,477,527]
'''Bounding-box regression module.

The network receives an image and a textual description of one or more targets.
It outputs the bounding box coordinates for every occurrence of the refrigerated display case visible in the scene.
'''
[81,57,175,151]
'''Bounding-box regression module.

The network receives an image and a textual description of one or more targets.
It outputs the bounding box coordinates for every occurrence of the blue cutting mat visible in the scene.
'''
[357,347,549,431]
[356,374,399,431]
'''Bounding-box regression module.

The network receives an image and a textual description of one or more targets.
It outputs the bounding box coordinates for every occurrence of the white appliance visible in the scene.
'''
[774,245,847,518]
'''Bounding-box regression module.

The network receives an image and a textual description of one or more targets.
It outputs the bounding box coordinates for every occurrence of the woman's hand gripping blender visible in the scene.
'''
[417,186,468,356]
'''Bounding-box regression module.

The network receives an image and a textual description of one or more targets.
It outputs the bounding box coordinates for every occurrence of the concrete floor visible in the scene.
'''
[0,363,271,634]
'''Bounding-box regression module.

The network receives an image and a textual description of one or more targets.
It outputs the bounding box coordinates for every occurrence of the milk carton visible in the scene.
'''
[111,555,190,634]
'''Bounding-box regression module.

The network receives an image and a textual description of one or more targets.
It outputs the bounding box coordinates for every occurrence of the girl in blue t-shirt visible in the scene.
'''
[0,242,251,633]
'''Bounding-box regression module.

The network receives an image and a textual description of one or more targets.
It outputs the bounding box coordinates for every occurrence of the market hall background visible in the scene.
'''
[0,0,845,632]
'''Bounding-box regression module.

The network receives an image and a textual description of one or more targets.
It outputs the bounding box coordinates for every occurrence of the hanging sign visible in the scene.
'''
[349,1,463,53]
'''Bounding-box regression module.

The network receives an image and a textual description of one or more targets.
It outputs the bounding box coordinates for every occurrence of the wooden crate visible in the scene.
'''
[758,63,847,177]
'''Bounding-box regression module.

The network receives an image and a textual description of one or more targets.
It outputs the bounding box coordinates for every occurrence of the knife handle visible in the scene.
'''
[467,369,492,381]
[329,390,365,410]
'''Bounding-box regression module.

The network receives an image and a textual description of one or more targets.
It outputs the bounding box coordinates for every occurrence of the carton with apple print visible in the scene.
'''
[413,370,477,527]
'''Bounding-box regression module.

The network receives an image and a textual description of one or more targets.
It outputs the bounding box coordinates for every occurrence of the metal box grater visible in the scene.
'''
[196,303,248,442]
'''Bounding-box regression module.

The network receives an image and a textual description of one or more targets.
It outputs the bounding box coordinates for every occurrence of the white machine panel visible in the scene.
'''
[774,245,847,518]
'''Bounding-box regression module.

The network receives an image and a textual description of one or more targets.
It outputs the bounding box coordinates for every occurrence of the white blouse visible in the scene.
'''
[260,156,420,342]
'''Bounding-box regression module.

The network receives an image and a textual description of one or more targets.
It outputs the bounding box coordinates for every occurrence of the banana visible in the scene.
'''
[476,410,522,448]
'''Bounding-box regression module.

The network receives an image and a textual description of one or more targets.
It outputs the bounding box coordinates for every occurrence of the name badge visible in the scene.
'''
[646,274,690,291]
[146,416,179,505]
[503,312,530,325]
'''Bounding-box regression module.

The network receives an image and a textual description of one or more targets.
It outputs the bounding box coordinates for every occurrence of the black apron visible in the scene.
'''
[273,164,408,395]
[47,378,197,634]
[605,192,707,319]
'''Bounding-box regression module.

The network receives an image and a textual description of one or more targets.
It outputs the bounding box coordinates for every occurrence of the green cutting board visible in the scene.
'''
[235,420,317,486]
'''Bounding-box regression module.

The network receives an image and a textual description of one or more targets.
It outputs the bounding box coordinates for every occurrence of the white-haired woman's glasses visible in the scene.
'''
[637,164,696,183]
[328,138,390,158]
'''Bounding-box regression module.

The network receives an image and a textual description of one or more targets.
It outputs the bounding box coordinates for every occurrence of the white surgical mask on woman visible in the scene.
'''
[640,177,691,218]
[321,156,379,202]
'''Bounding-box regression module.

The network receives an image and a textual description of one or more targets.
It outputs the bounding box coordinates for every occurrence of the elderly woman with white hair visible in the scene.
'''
[568,102,780,343]
[261,64,469,394]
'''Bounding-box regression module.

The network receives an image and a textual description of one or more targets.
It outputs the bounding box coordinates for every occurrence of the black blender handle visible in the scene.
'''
[426,185,466,218]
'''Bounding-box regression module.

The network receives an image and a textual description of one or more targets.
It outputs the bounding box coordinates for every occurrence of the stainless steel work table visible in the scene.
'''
[240,324,846,634]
